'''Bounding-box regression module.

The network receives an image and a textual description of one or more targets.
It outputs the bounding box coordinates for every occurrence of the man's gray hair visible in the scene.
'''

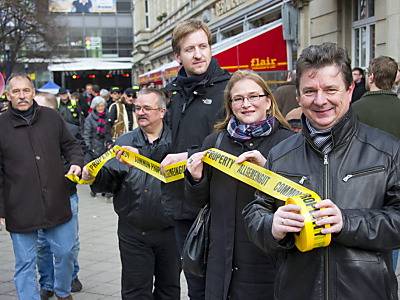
[5,73,35,92]
[138,88,168,109]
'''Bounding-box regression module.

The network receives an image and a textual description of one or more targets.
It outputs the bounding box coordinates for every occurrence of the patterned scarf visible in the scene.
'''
[227,116,276,141]
[95,111,107,137]
[305,118,333,154]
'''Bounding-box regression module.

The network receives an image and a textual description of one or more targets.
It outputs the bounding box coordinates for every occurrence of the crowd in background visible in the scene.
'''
[1,17,400,300]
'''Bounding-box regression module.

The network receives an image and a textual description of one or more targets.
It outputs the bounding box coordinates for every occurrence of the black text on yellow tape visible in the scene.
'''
[66,146,330,252]
[203,148,331,252]
[66,145,186,185]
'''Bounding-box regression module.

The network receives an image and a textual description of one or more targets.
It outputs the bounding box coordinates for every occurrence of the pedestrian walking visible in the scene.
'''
[0,73,83,300]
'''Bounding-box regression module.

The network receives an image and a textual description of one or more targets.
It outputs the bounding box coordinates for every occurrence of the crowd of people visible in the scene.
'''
[0,18,400,300]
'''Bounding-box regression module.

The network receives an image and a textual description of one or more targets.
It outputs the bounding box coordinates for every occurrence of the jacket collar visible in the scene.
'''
[168,58,230,92]
[8,100,40,128]
[302,108,358,154]
[362,90,398,98]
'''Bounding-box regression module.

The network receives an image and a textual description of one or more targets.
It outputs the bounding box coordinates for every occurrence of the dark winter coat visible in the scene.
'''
[164,58,231,220]
[351,78,366,103]
[0,102,83,233]
[83,111,113,161]
[353,90,400,138]
[58,98,83,128]
[91,125,174,231]
[185,125,293,300]
[243,110,400,300]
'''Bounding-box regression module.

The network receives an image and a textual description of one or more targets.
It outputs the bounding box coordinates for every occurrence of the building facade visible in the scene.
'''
[48,0,134,90]
[132,0,400,86]
[295,0,400,69]
[132,0,290,85]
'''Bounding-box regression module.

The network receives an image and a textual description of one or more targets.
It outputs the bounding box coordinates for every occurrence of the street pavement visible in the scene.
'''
[0,185,188,299]
[1,185,400,299]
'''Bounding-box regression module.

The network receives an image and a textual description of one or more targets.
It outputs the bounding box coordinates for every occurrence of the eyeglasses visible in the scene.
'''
[126,94,133,97]
[134,105,161,113]
[230,94,267,105]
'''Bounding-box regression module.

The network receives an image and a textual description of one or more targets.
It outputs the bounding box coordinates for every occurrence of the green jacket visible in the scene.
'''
[353,90,400,139]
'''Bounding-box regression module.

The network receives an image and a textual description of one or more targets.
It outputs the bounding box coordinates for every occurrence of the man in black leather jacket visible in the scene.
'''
[82,88,180,300]
[243,43,400,300]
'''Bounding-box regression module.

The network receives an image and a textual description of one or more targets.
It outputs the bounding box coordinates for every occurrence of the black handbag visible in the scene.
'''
[182,203,210,277]
[181,131,225,277]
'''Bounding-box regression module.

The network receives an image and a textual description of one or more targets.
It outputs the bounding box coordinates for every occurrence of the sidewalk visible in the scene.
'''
[0,185,188,299]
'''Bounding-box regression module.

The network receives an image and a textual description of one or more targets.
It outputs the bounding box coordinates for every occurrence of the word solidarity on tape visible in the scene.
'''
[66,146,330,252]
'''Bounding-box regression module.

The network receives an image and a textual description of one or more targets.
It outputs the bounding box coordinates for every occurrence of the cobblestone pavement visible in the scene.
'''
[0,185,188,299]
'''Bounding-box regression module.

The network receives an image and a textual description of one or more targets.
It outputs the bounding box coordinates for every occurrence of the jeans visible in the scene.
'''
[37,193,80,292]
[10,214,77,299]
[393,250,399,271]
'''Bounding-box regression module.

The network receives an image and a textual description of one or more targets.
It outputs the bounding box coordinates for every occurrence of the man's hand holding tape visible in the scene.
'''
[81,146,139,181]
[236,150,343,240]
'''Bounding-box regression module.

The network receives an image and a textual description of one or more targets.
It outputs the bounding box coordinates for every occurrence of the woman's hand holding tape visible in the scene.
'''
[272,204,305,241]
[236,150,267,167]
[186,152,205,182]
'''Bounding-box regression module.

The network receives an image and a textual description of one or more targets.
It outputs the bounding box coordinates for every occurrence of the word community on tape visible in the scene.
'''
[66,146,331,252]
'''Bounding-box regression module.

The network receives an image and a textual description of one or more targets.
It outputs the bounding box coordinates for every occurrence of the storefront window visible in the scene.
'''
[352,0,375,68]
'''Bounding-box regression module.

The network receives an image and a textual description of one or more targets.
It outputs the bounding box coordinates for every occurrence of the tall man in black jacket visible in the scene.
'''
[243,43,400,300]
[0,73,83,300]
[82,88,180,300]
[161,19,230,299]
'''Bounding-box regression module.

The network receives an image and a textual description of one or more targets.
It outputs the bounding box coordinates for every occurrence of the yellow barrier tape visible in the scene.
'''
[66,146,330,252]
[203,148,330,252]
[65,145,186,184]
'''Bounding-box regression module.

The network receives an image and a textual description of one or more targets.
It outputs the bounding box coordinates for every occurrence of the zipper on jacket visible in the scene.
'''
[299,176,308,185]
[323,154,329,300]
[342,166,385,182]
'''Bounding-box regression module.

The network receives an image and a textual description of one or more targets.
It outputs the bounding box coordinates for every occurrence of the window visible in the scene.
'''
[117,0,131,13]
[352,0,375,68]
[145,0,149,29]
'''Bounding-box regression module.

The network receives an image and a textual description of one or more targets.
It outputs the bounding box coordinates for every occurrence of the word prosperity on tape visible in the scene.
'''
[203,148,331,252]
[66,146,330,252]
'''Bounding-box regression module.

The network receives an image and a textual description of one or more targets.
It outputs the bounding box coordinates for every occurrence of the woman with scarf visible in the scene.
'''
[83,96,113,164]
[185,70,293,300]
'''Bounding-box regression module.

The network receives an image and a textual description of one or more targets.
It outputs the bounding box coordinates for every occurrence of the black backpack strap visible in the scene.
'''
[214,131,225,148]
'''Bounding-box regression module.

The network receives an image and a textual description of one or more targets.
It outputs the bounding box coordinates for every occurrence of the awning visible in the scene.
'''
[37,81,61,94]
[48,59,133,72]
[139,19,288,85]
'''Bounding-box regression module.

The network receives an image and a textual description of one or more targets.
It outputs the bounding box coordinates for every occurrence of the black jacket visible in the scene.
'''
[185,125,292,300]
[351,79,366,103]
[163,58,231,220]
[243,110,400,300]
[83,111,113,161]
[91,125,174,232]
[0,102,83,232]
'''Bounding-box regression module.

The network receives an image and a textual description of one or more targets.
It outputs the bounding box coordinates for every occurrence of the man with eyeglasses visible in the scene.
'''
[161,19,230,299]
[82,88,180,300]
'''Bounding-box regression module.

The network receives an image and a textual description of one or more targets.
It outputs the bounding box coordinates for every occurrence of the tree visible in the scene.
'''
[0,0,66,77]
